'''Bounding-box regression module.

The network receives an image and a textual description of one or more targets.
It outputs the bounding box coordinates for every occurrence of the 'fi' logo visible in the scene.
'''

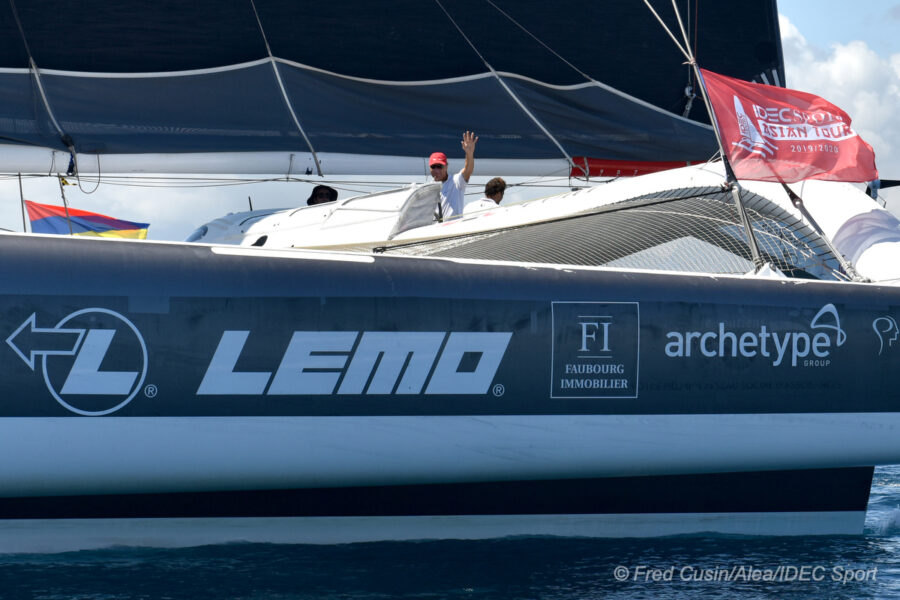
[578,317,612,355]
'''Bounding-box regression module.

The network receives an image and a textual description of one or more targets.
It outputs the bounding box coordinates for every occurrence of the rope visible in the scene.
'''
[670,0,694,61]
[681,0,697,117]
[8,0,78,169]
[485,0,596,84]
[8,0,104,194]
[249,0,323,177]
[73,154,101,194]
[642,0,691,62]
[692,0,699,59]
[433,0,583,177]
[780,183,867,282]
[641,0,766,271]
[483,0,630,178]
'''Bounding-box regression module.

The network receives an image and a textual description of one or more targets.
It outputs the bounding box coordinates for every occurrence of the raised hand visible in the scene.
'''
[461,131,478,155]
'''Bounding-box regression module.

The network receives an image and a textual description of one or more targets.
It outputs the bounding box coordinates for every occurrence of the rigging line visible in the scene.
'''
[692,0,699,59]
[248,0,323,177]
[6,0,33,58]
[484,0,594,84]
[659,2,727,176]
[670,0,694,63]
[641,0,691,62]
[486,0,682,141]
[664,0,765,271]
[680,0,697,118]
[8,0,76,160]
[780,183,866,282]
[0,133,52,148]
[2,173,425,189]
[683,0,691,81]
[433,0,584,177]
[74,154,101,194]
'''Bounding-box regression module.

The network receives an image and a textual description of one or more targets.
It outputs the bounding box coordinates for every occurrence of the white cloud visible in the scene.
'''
[780,14,900,178]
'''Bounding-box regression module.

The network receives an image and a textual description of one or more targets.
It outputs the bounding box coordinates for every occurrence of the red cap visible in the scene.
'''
[429,152,448,166]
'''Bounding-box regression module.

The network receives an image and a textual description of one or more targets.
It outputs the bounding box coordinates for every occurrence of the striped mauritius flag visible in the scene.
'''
[25,200,149,239]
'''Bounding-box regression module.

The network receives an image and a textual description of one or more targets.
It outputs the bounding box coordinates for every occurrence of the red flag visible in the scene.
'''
[699,68,878,183]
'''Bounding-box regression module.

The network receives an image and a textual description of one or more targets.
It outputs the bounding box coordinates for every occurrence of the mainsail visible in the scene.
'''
[0,0,784,175]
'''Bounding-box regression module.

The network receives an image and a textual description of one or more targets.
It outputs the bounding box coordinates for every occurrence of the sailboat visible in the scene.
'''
[0,0,897,547]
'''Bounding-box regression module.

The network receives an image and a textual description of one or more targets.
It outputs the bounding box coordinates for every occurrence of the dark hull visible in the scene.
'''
[0,467,873,520]
[0,233,896,537]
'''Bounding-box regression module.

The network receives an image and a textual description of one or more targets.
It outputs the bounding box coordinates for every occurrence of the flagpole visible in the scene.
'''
[666,1,766,272]
[57,176,74,236]
[693,72,766,272]
[691,69,738,181]
[17,173,27,233]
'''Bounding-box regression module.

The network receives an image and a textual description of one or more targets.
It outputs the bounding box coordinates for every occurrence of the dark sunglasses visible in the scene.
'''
[430,164,445,170]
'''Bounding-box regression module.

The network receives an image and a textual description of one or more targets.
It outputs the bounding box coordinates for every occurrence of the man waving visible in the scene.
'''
[429,131,478,220]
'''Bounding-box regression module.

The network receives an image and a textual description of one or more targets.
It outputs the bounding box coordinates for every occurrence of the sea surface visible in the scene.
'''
[2,467,900,599]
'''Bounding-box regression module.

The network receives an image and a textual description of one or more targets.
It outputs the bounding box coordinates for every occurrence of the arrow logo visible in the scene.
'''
[7,308,149,416]
[6,314,85,370]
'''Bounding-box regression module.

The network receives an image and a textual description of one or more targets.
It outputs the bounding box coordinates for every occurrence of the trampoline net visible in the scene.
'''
[365,186,846,281]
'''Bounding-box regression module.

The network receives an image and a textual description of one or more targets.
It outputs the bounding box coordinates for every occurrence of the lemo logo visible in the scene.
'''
[197,330,512,396]
[6,308,148,415]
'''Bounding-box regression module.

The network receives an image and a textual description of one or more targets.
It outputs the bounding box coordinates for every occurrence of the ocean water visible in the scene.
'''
[2,467,900,599]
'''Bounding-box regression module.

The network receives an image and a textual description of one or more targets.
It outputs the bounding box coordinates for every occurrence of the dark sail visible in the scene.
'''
[0,0,783,171]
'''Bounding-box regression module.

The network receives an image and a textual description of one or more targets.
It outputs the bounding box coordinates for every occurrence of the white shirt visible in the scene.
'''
[439,173,467,219]
[464,197,499,214]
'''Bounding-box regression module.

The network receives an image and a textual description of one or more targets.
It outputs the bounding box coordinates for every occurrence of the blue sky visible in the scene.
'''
[776,0,900,191]
[779,0,900,58]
